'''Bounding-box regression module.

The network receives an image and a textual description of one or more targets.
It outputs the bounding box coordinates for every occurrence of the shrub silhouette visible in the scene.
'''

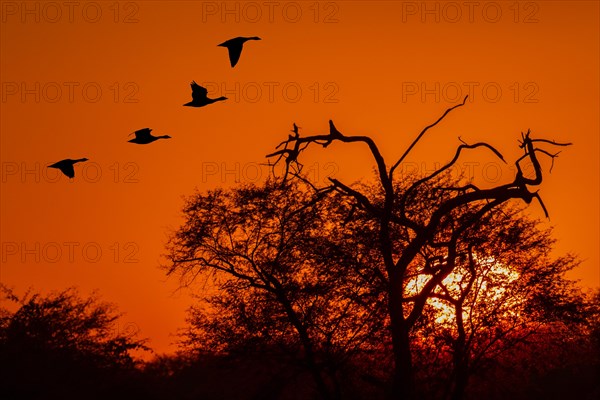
[0,286,148,400]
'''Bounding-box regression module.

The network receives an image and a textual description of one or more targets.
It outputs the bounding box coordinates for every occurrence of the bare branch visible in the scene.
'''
[328,178,379,216]
[436,184,481,193]
[389,95,469,180]
[528,138,572,147]
[267,121,393,195]
[532,191,549,218]
[399,140,506,218]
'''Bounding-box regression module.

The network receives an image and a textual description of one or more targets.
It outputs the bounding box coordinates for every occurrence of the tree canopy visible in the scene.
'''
[0,286,148,400]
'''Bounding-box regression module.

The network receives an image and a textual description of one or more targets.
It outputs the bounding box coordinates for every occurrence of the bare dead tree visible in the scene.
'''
[266,96,571,399]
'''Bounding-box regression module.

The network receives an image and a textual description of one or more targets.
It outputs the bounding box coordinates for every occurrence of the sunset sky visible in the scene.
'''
[1,0,598,355]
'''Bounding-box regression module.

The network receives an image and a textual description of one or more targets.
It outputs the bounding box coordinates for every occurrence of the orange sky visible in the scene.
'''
[1,0,599,355]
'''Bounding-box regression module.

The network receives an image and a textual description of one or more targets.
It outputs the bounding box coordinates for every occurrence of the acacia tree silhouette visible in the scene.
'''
[399,202,590,400]
[163,164,595,400]
[165,181,387,400]
[266,96,572,399]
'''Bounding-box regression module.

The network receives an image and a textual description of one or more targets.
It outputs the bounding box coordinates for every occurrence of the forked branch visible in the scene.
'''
[389,95,469,180]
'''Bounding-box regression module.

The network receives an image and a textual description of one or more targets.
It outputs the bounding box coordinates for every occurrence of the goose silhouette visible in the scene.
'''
[128,128,171,144]
[218,36,261,68]
[48,158,88,179]
[183,81,227,107]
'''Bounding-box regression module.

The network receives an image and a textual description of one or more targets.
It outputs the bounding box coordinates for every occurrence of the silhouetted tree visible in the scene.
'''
[165,180,386,400]
[264,97,572,399]
[165,99,581,399]
[403,202,594,400]
[0,286,148,400]
[164,176,598,400]
[324,174,597,399]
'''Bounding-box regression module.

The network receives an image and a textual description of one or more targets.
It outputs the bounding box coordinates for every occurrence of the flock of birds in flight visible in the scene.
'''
[48,37,262,178]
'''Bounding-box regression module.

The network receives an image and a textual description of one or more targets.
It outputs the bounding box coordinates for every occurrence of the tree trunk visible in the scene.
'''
[450,304,469,400]
[278,292,334,400]
[450,363,469,400]
[388,278,415,400]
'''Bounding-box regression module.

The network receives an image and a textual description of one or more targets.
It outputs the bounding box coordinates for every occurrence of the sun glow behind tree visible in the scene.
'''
[406,255,521,326]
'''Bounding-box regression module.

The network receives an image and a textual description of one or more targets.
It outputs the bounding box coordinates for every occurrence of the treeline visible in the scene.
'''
[0,285,598,400]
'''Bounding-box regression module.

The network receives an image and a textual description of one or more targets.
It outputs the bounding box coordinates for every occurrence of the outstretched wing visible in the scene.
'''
[132,128,152,139]
[61,164,75,178]
[191,81,208,101]
[227,44,243,68]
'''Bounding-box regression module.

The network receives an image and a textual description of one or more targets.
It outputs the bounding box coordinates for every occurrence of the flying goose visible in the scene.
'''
[48,158,88,178]
[128,128,171,144]
[218,36,261,68]
[183,81,227,107]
